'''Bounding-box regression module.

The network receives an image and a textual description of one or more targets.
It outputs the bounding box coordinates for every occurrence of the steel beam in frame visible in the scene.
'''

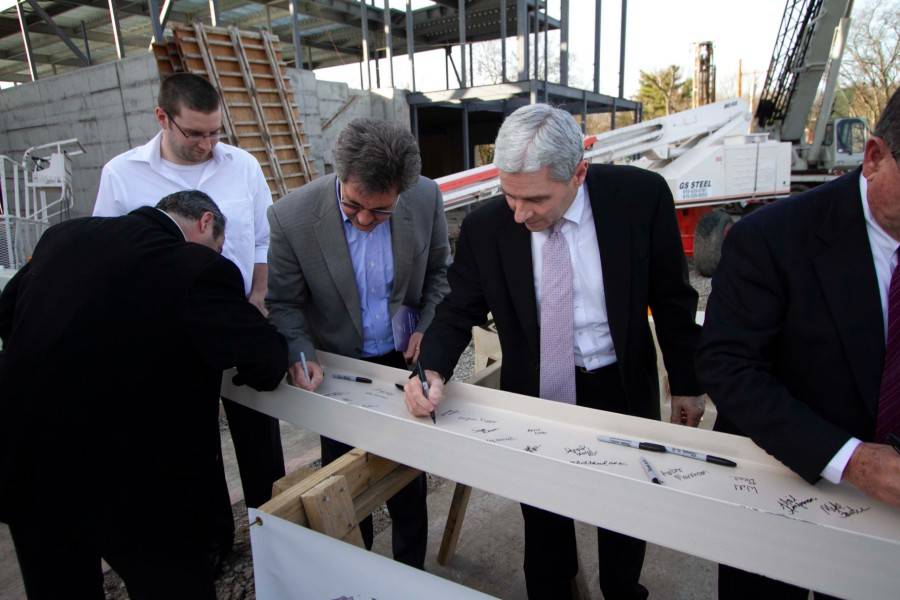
[462,102,470,170]
[147,0,165,44]
[209,0,221,27]
[159,0,177,28]
[499,0,506,83]
[542,0,548,100]
[458,0,466,87]
[23,0,90,65]
[532,4,538,80]
[360,0,371,89]
[516,0,528,82]
[108,0,125,58]
[593,0,601,93]
[618,0,627,98]
[81,21,91,64]
[406,0,415,91]
[15,0,38,81]
[383,0,393,87]
[560,0,568,86]
[290,0,302,68]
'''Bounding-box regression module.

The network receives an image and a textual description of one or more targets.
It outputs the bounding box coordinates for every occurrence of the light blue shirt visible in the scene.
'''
[337,183,395,356]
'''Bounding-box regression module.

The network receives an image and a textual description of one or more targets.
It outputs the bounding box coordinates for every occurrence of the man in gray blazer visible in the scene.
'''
[267,118,450,568]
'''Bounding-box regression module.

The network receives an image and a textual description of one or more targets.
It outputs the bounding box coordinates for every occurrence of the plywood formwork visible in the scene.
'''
[153,23,316,199]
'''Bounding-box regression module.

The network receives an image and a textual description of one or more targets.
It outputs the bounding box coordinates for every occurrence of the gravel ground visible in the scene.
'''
[102,266,710,598]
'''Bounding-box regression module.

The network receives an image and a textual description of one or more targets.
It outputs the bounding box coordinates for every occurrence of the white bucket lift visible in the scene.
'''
[0,139,84,269]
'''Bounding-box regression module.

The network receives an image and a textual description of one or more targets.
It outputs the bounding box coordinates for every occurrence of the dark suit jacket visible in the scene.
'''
[0,207,288,531]
[697,169,882,483]
[267,174,450,363]
[420,164,701,420]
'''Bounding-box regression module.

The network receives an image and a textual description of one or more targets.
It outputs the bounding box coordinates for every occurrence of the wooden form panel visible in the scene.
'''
[152,24,316,199]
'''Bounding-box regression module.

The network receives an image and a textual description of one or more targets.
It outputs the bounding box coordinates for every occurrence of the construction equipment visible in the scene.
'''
[0,139,84,270]
[436,98,792,275]
[437,0,868,276]
[756,0,865,182]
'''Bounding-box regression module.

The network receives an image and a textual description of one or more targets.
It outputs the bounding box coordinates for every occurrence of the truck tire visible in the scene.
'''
[694,209,733,277]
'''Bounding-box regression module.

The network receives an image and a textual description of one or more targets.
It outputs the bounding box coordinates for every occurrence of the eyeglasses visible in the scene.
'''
[339,183,397,219]
[165,111,221,142]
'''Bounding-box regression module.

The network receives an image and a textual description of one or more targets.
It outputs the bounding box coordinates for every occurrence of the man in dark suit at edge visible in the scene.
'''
[697,88,900,599]
[0,191,288,599]
[405,104,706,599]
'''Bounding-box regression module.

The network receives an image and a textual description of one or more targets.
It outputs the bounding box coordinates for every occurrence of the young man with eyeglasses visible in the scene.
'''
[266,117,451,569]
[92,73,285,567]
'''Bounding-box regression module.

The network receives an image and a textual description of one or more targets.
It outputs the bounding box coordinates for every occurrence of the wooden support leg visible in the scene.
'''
[301,475,365,548]
[437,482,473,565]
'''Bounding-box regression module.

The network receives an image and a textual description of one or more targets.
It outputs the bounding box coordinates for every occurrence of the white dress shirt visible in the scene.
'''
[822,174,900,483]
[531,183,617,370]
[93,132,272,296]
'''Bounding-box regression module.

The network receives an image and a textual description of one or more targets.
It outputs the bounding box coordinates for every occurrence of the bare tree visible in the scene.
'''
[840,0,900,125]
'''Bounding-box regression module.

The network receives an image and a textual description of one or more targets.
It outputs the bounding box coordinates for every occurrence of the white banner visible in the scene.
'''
[249,509,496,600]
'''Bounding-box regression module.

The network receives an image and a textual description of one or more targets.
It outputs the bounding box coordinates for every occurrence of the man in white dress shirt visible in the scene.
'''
[93,73,284,561]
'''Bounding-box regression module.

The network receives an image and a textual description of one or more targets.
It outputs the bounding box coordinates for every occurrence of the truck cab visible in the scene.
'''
[820,117,867,170]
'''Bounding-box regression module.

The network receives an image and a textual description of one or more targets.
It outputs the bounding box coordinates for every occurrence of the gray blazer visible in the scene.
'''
[267,173,451,364]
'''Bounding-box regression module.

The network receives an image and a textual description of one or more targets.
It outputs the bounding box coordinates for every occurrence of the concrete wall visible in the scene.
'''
[0,58,410,219]
[0,53,160,219]
[288,69,410,176]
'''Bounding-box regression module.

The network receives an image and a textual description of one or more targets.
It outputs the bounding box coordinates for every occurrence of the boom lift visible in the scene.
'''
[756,0,865,183]
[436,0,866,276]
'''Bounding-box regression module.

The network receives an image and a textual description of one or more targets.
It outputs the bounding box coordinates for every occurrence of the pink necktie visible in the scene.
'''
[539,221,577,404]
[877,261,900,442]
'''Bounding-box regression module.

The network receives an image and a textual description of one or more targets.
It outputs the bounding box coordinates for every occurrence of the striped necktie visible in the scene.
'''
[877,260,900,442]
[539,221,577,404]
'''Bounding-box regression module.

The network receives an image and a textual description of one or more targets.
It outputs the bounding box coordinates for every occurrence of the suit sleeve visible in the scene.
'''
[697,218,849,483]
[415,181,451,333]
[419,218,490,381]
[265,205,317,364]
[646,176,702,395]
[183,256,288,391]
[0,262,30,345]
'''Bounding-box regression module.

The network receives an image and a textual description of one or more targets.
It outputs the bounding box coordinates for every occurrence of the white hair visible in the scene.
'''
[493,104,584,181]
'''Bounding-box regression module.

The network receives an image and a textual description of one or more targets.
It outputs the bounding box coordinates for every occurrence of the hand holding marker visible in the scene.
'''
[415,361,436,424]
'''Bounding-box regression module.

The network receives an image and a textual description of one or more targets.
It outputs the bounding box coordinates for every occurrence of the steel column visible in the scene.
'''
[209,0,221,27]
[516,0,528,81]
[147,0,165,44]
[618,0,627,98]
[560,0,569,86]
[593,0,601,93]
[159,0,176,28]
[360,0,371,89]
[462,102,471,170]
[290,0,302,68]
[500,0,507,82]
[458,0,466,87]
[383,0,393,87]
[108,0,125,59]
[406,1,415,91]
[15,1,38,81]
[81,21,91,64]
